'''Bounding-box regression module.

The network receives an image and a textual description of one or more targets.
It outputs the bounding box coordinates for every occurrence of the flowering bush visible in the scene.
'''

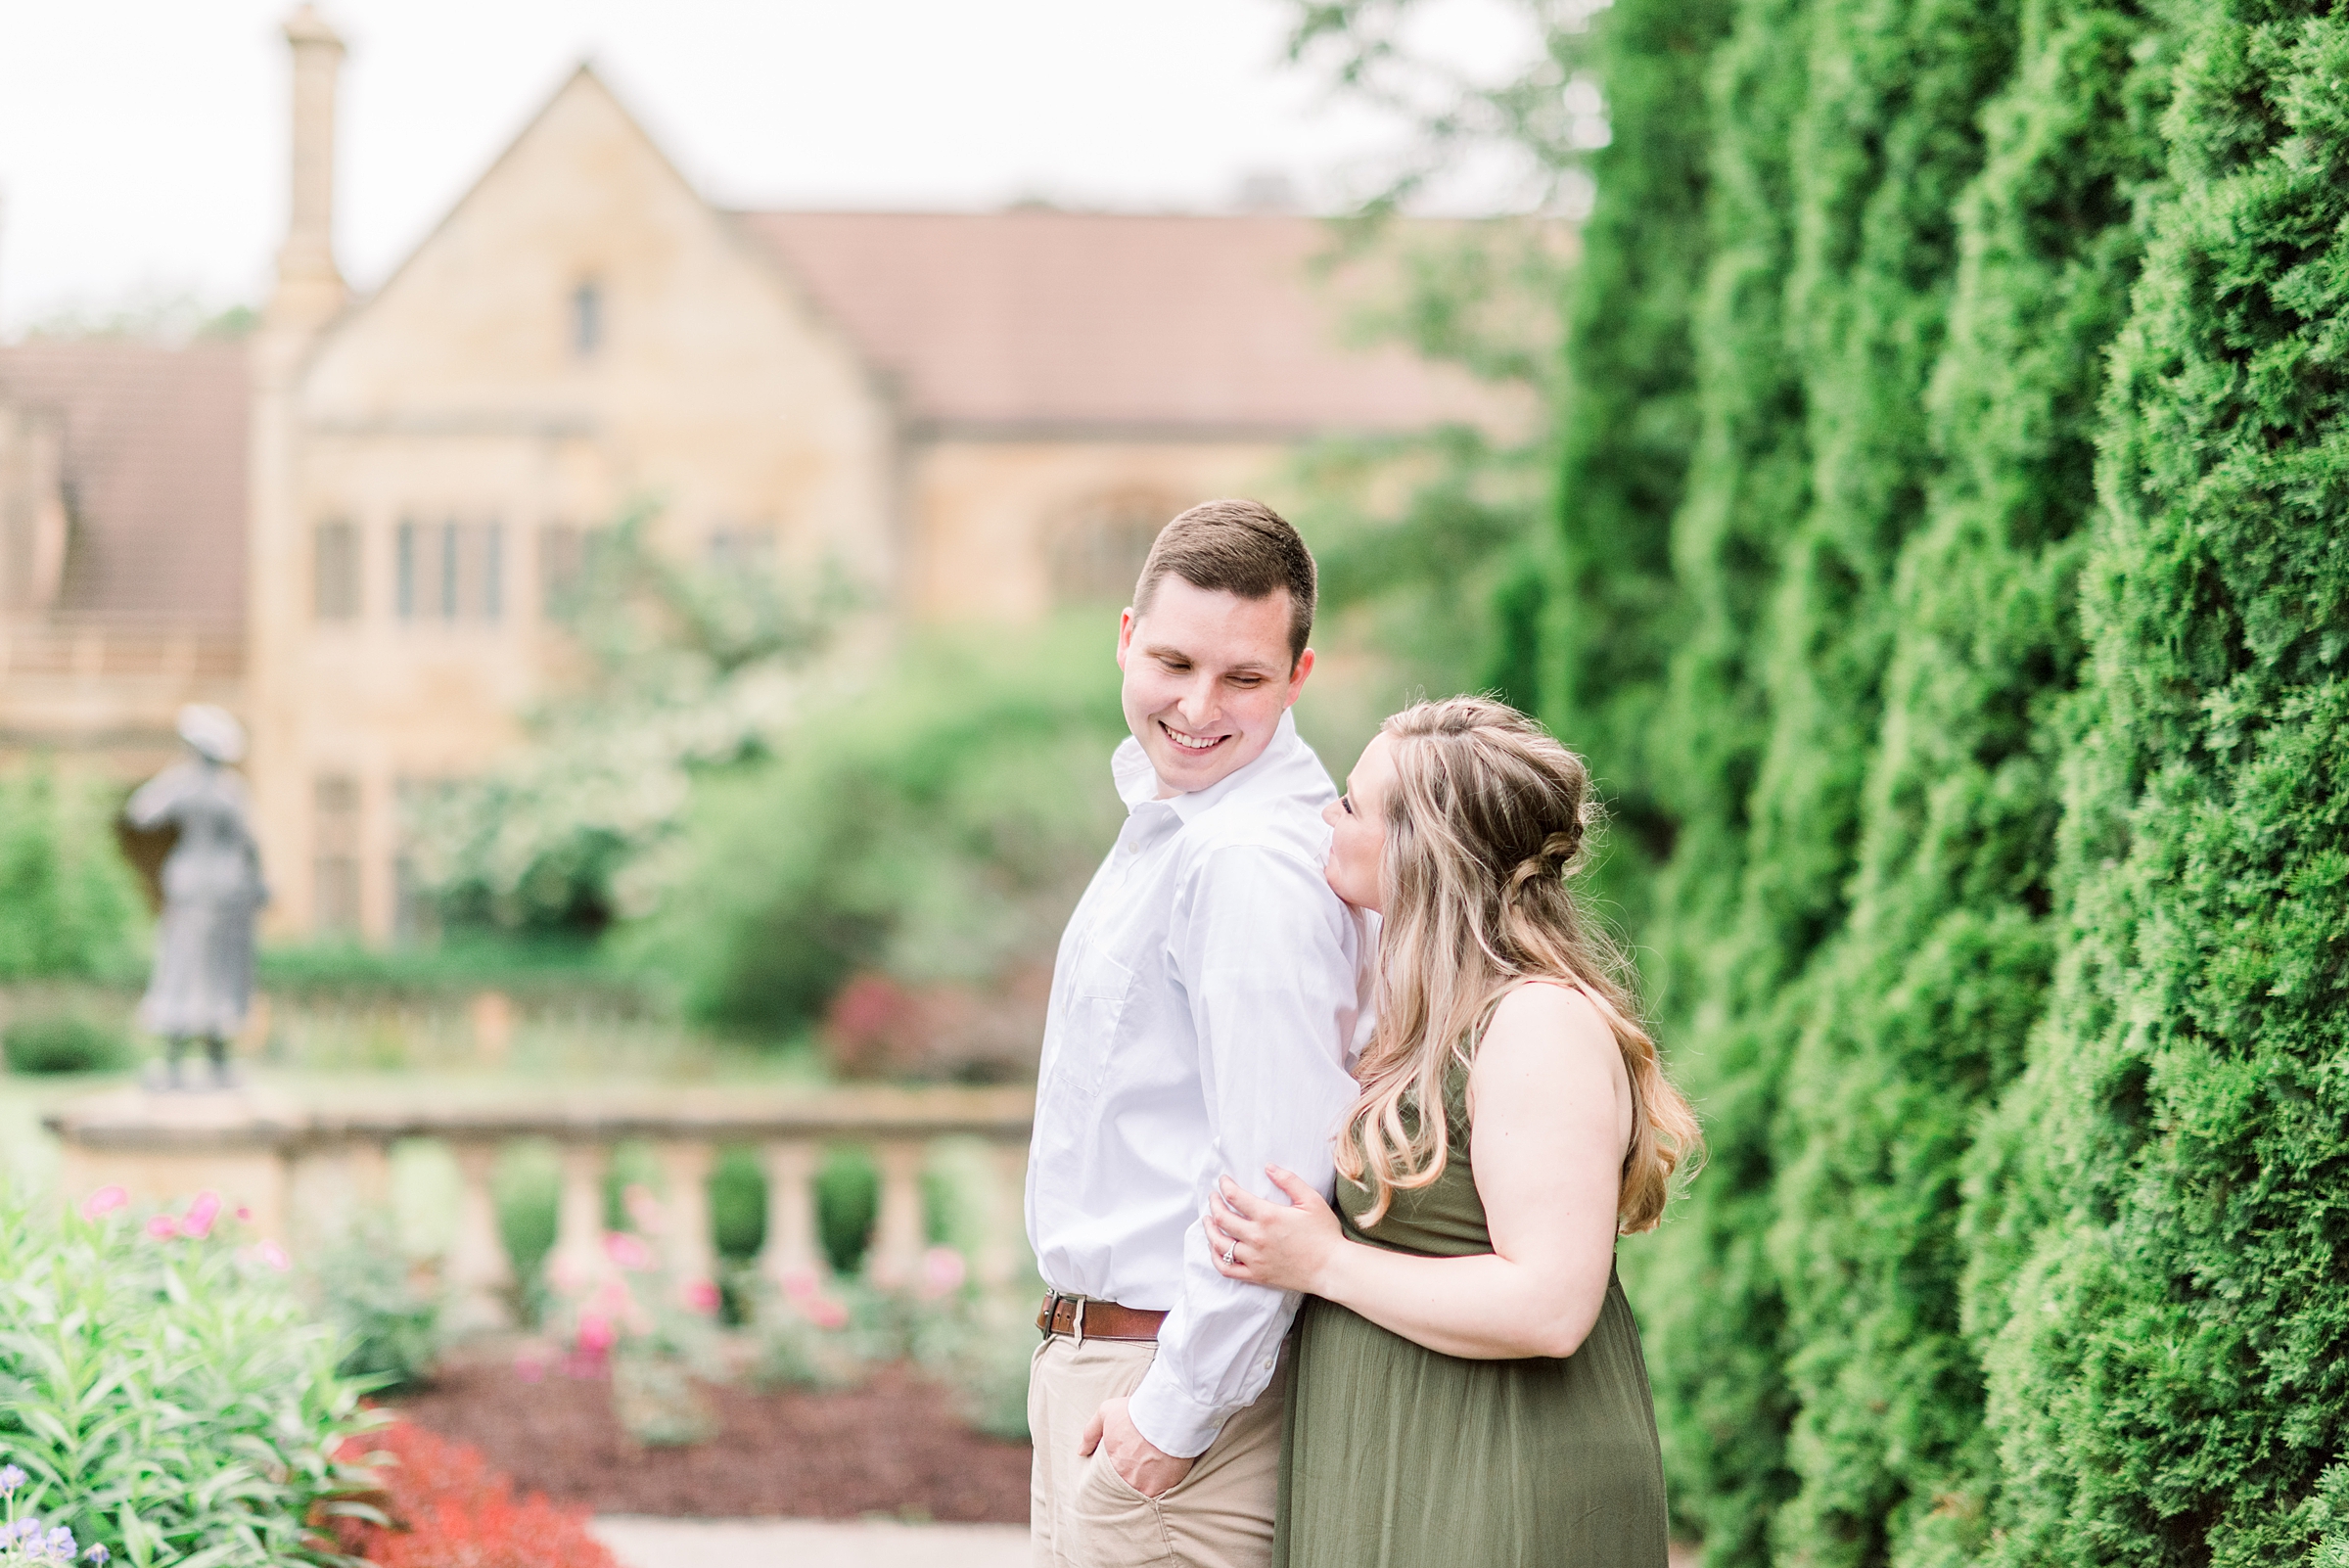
[542,1193,726,1447]
[0,1184,377,1567]
[330,1422,616,1568]
[748,1248,1035,1441]
[1,1460,108,1566]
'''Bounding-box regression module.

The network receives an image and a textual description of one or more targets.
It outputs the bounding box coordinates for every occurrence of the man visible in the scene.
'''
[1027,499,1367,1567]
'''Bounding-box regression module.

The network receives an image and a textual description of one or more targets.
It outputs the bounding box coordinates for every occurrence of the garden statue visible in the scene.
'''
[126,705,268,1088]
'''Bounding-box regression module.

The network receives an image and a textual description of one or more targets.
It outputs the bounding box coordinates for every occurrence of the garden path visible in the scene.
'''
[593,1516,1030,1567]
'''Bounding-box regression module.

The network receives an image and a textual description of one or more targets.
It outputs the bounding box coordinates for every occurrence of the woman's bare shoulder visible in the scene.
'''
[1472,980,1618,1088]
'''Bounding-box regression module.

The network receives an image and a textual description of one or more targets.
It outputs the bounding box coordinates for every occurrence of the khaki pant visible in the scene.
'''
[1028,1331,1287,1568]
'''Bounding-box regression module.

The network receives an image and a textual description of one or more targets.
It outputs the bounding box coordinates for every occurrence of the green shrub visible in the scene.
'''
[710,1146,766,1262]
[1967,6,2349,1560]
[622,615,1128,1040]
[306,1215,441,1393]
[816,1146,879,1277]
[0,771,147,985]
[1759,3,2167,1562]
[1,1015,131,1077]
[0,1185,378,1567]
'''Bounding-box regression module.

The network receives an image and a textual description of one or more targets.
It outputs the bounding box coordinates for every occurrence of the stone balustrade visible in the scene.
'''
[43,1084,1034,1329]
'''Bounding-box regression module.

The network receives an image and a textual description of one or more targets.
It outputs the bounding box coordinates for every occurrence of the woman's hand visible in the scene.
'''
[1204,1166,1346,1295]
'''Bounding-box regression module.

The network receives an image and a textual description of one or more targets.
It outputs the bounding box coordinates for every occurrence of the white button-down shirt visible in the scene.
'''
[1026,711,1367,1457]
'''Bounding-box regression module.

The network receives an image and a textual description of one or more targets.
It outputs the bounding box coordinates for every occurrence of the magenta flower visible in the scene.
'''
[79,1185,128,1221]
[144,1215,179,1240]
[181,1191,222,1241]
[255,1239,290,1271]
[575,1310,619,1356]
[603,1231,654,1271]
[679,1277,721,1315]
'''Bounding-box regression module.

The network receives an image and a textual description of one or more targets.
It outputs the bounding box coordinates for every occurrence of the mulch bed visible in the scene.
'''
[389,1358,1031,1523]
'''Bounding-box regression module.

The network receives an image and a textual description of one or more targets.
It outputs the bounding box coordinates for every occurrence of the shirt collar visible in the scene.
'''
[1111,710,1310,821]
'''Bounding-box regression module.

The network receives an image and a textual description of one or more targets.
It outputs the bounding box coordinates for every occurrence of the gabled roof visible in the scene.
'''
[736,210,1505,438]
[0,341,248,627]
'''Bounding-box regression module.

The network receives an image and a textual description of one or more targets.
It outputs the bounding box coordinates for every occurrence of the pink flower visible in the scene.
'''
[234,1206,252,1222]
[80,1185,128,1221]
[779,1268,822,1301]
[604,1231,654,1271]
[575,1311,618,1355]
[806,1294,850,1331]
[144,1215,180,1240]
[919,1245,968,1298]
[679,1277,721,1315]
[255,1239,290,1270]
[181,1191,223,1241]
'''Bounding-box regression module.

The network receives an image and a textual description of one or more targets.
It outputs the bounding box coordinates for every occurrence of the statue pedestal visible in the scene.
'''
[47,1085,307,1241]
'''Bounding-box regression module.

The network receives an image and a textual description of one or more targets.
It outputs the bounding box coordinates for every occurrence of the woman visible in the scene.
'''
[1204,696,1700,1566]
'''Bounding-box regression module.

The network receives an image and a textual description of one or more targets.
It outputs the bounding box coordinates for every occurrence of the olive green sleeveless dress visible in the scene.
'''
[1272,1059,1670,1567]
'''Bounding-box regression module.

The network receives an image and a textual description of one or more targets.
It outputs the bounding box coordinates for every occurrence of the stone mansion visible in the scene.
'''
[0,7,1507,943]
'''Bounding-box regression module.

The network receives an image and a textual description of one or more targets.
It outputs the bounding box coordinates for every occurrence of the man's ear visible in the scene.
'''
[1284,647,1316,707]
[1117,608,1137,670]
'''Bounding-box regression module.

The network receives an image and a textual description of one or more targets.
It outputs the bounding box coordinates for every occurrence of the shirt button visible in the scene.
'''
[1261,1357,1274,1371]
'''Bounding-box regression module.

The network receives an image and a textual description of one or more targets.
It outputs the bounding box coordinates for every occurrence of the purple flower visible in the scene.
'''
[47,1526,77,1556]
[0,1462,23,1493]
[85,1548,109,1566]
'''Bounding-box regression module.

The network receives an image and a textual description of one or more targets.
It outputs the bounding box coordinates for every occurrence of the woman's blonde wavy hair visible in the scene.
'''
[1335,696,1702,1232]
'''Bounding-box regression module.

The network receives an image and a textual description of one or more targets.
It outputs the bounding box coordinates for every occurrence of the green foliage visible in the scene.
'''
[0,1188,378,1568]
[306,1216,441,1394]
[0,771,147,985]
[816,1147,880,1278]
[1618,0,1815,1548]
[1968,7,2349,1559]
[623,616,1128,1037]
[1,1015,132,1077]
[1762,3,2167,1563]
[406,502,840,932]
[1543,0,1735,926]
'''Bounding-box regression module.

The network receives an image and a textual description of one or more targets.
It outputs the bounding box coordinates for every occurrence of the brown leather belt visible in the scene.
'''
[1036,1291,1167,1343]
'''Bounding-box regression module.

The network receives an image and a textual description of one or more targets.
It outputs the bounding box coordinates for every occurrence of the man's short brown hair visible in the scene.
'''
[1131,499,1317,666]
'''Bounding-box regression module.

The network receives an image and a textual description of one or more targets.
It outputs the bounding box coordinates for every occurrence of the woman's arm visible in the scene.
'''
[1205,983,1630,1360]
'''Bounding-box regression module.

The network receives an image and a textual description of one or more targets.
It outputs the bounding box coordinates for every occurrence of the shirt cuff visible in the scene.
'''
[1125,1361,1228,1459]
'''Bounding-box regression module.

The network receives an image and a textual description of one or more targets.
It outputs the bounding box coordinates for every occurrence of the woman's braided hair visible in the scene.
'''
[1335,696,1702,1232]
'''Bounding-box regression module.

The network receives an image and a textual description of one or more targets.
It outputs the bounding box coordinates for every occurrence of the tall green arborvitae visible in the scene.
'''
[1542,0,1732,930]
[1636,0,2019,1558]
[1764,1,2164,1561]
[1969,6,2349,1561]
[1619,0,1813,1554]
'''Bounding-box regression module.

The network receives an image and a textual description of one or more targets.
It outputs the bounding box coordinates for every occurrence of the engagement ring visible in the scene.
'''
[1223,1241,1238,1266]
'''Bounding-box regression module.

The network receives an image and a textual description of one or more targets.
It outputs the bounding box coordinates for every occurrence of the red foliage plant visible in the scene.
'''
[330,1421,619,1568]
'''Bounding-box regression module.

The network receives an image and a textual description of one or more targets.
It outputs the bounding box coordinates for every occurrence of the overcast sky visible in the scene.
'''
[0,0,1543,335]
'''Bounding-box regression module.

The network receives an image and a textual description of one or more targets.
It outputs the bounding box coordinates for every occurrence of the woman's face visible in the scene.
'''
[1322,732,1398,912]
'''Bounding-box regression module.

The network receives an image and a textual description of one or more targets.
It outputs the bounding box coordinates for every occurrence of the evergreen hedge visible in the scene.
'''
[1541,0,1732,930]
[1964,4,2349,1560]
[1761,1,2164,1562]
[1287,0,2347,1554]
[1624,0,1814,1551]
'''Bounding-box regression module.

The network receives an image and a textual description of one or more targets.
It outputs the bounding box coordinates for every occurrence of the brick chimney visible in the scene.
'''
[270,4,347,330]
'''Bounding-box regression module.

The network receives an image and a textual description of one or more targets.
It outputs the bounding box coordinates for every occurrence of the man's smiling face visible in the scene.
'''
[1116,576,1314,798]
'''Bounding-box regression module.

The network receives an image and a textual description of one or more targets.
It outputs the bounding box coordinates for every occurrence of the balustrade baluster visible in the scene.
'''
[548,1140,609,1296]
[656,1139,717,1289]
[978,1137,1033,1287]
[760,1138,827,1295]
[870,1137,927,1289]
[444,1140,513,1332]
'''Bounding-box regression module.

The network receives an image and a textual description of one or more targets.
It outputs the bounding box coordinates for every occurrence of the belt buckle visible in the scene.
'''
[1040,1290,1088,1346]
